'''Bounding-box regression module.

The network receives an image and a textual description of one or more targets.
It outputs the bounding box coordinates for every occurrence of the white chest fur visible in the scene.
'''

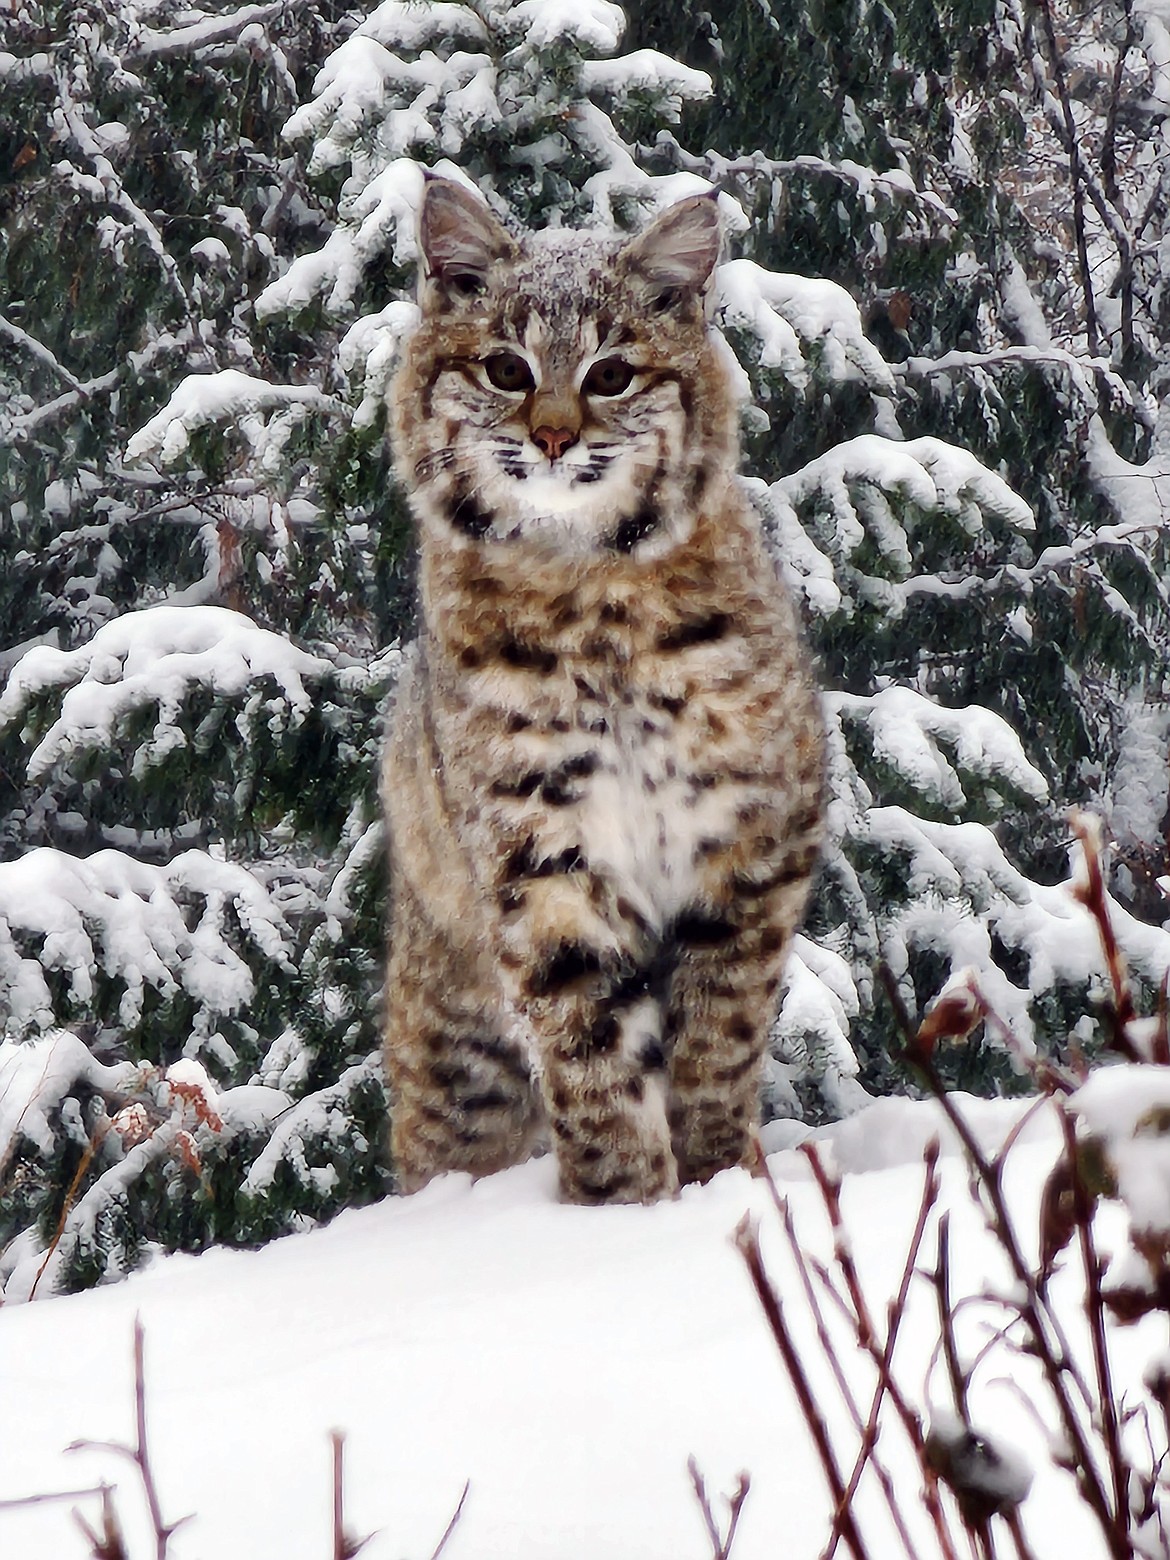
[570,695,739,930]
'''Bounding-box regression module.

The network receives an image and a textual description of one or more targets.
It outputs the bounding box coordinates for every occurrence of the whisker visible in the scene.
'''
[414,447,459,483]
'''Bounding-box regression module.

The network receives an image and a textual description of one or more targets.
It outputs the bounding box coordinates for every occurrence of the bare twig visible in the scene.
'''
[1059,1109,1128,1549]
[734,1214,873,1560]
[819,1143,940,1560]
[73,1484,130,1560]
[68,1318,191,1559]
[331,1431,374,1560]
[882,969,1129,1558]
[0,1484,111,1511]
[756,1166,923,1558]
[29,1119,110,1301]
[427,1478,470,1560]
[687,1458,750,1560]
[931,1215,969,1421]
[1069,812,1138,1058]
[0,315,86,391]
[1034,0,1101,354]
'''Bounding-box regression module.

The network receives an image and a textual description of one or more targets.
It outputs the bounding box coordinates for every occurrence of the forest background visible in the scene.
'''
[2,0,1170,1296]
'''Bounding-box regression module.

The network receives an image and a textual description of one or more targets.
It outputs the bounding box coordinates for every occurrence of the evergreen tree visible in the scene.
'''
[2,0,1169,1295]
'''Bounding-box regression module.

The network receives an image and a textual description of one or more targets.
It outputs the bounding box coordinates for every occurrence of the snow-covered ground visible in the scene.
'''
[0,1095,1152,1559]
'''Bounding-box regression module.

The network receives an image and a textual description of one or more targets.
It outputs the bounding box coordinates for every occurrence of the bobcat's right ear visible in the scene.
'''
[417,176,515,311]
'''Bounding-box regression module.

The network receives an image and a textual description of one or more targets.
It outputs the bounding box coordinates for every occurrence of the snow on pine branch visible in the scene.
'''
[574,103,737,226]
[0,847,294,1037]
[0,605,338,781]
[0,1029,136,1165]
[124,369,345,471]
[504,0,626,53]
[241,1056,380,1198]
[256,0,714,322]
[354,0,489,52]
[281,38,498,183]
[760,435,1035,614]
[339,299,421,428]
[578,50,712,110]
[772,935,869,1121]
[257,159,427,321]
[714,261,895,392]
[865,807,1170,1051]
[830,686,1049,809]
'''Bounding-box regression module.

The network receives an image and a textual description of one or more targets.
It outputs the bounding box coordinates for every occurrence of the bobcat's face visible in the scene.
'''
[392,182,733,556]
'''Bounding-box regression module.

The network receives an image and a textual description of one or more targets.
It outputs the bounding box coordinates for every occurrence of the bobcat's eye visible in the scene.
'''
[582,358,635,397]
[483,352,535,393]
[448,271,484,299]
[651,286,683,313]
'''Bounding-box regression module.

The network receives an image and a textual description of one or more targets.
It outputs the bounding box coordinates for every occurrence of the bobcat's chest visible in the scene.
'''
[471,624,755,936]
[438,550,772,934]
[573,690,735,929]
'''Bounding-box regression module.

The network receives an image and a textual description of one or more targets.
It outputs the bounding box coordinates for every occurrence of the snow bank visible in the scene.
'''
[0,1097,1128,1560]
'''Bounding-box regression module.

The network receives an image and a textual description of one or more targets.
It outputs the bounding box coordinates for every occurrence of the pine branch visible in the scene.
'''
[131,0,314,61]
[0,316,86,392]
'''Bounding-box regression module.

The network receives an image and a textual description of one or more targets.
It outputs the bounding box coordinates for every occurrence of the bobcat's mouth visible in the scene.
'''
[491,442,618,489]
[432,436,671,552]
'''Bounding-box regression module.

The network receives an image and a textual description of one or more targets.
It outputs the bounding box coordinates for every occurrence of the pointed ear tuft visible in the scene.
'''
[417,176,515,307]
[620,193,721,305]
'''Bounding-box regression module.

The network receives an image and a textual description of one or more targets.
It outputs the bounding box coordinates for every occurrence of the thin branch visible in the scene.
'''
[820,1143,940,1560]
[29,1119,109,1301]
[645,139,958,225]
[882,970,1127,1558]
[1034,0,1100,354]
[734,1214,873,1560]
[330,1431,373,1560]
[5,370,122,439]
[133,1319,176,1560]
[73,1484,130,1560]
[1100,3,1138,206]
[427,1479,470,1560]
[68,1318,191,1559]
[0,1485,111,1511]
[1060,1110,1128,1550]
[687,1458,751,1560]
[895,343,1113,394]
[130,0,314,60]
[1068,811,1138,1057]
[932,1215,969,1421]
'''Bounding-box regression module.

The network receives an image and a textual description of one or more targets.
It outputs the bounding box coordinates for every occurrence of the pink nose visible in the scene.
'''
[532,425,578,461]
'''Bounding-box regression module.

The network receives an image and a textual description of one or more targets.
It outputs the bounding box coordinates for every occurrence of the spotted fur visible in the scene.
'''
[382,177,825,1203]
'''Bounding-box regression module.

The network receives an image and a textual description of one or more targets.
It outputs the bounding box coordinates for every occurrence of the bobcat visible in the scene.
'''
[382,176,824,1204]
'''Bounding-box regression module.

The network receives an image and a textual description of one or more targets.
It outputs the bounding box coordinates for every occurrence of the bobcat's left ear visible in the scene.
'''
[620,193,721,311]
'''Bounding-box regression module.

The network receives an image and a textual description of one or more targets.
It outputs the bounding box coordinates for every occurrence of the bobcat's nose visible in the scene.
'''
[532,426,578,462]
